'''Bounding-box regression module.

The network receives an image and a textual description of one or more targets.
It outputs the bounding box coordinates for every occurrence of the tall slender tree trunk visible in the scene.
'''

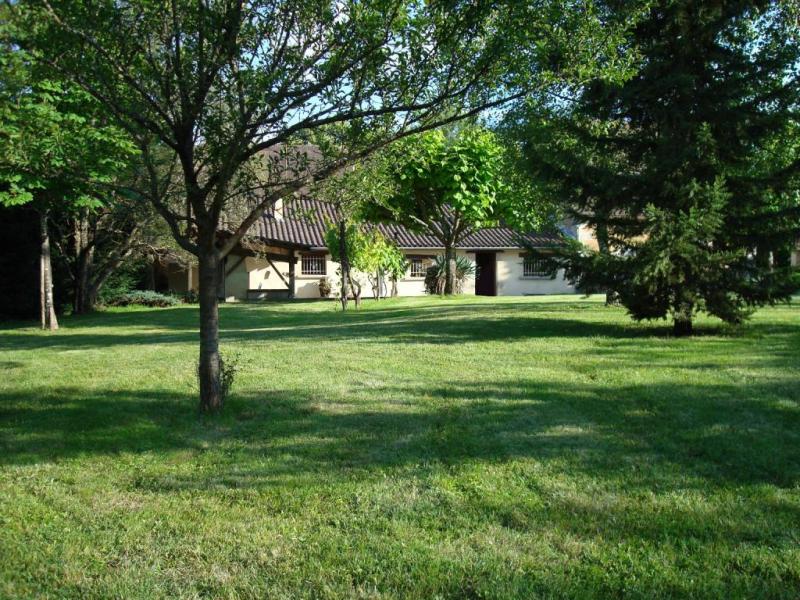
[145,256,156,290]
[39,209,58,331]
[444,244,456,295]
[338,219,350,311]
[373,269,383,299]
[197,247,223,412]
[349,274,362,308]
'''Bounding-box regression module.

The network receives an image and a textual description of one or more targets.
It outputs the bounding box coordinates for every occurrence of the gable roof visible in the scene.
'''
[246,197,563,251]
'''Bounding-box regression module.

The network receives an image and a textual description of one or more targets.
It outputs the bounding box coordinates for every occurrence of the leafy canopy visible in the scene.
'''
[0,48,135,210]
[367,127,507,237]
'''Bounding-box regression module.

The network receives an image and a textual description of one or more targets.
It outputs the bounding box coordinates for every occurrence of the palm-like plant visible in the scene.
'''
[425,255,476,295]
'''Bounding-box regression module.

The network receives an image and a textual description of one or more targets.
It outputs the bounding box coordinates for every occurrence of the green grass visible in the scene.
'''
[1,295,799,599]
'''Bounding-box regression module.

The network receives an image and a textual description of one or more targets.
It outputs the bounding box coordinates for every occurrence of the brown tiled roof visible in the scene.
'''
[246,197,563,250]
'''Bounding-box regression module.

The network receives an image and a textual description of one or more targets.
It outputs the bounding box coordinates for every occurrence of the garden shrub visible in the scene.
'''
[96,257,152,305]
[106,290,179,307]
[424,255,476,295]
[318,277,332,297]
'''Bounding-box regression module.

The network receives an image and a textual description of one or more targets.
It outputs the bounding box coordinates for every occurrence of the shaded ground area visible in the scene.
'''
[1,296,799,598]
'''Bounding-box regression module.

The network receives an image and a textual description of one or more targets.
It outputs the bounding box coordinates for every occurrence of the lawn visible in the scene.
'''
[1,295,799,599]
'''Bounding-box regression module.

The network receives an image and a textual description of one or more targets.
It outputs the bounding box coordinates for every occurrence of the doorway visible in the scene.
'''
[474,252,497,296]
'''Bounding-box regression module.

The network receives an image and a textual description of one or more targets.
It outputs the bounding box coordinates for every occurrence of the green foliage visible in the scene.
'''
[105,290,179,308]
[380,245,409,283]
[7,0,640,407]
[313,156,395,219]
[790,269,800,294]
[96,258,149,305]
[514,1,800,332]
[219,349,242,405]
[372,127,507,233]
[0,43,136,211]
[325,223,406,282]
[424,255,476,295]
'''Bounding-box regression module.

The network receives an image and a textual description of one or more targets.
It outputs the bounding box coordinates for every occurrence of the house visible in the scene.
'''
[159,197,591,300]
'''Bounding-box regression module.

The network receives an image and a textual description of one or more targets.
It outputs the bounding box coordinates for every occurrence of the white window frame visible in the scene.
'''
[523,256,553,278]
[301,254,327,276]
[409,257,427,278]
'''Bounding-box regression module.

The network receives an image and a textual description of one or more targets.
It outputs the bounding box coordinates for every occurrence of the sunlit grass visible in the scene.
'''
[1,295,799,598]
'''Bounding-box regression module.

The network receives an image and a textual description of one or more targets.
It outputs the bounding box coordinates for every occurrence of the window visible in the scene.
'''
[301,254,326,275]
[523,256,554,278]
[409,257,427,278]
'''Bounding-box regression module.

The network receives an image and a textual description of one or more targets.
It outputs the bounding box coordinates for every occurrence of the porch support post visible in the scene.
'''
[288,251,296,299]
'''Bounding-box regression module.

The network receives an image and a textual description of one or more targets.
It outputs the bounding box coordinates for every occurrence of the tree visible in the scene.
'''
[0,36,136,328]
[59,191,162,313]
[511,1,800,335]
[13,0,631,410]
[366,126,507,294]
[325,223,406,306]
[313,156,395,310]
[381,244,409,297]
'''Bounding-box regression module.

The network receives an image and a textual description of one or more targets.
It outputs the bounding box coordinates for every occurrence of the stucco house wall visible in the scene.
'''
[218,248,575,301]
[495,250,574,296]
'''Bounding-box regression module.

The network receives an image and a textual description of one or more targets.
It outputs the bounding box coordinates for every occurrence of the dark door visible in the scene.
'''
[474,252,497,296]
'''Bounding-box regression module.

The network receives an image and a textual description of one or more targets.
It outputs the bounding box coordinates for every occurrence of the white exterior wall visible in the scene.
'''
[392,248,475,296]
[248,257,288,291]
[222,248,575,300]
[295,254,341,299]
[223,256,295,301]
[494,250,574,296]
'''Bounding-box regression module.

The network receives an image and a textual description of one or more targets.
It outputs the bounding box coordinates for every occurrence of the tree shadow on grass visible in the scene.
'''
[3,382,799,599]
[1,299,785,353]
[2,375,798,493]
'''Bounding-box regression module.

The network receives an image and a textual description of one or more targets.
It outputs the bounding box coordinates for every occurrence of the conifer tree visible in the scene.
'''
[514,1,800,335]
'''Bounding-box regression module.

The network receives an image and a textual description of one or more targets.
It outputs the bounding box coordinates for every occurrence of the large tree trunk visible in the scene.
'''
[73,210,91,314]
[673,298,693,337]
[338,219,350,311]
[39,209,58,331]
[197,248,223,412]
[74,240,95,314]
[444,245,456,295]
